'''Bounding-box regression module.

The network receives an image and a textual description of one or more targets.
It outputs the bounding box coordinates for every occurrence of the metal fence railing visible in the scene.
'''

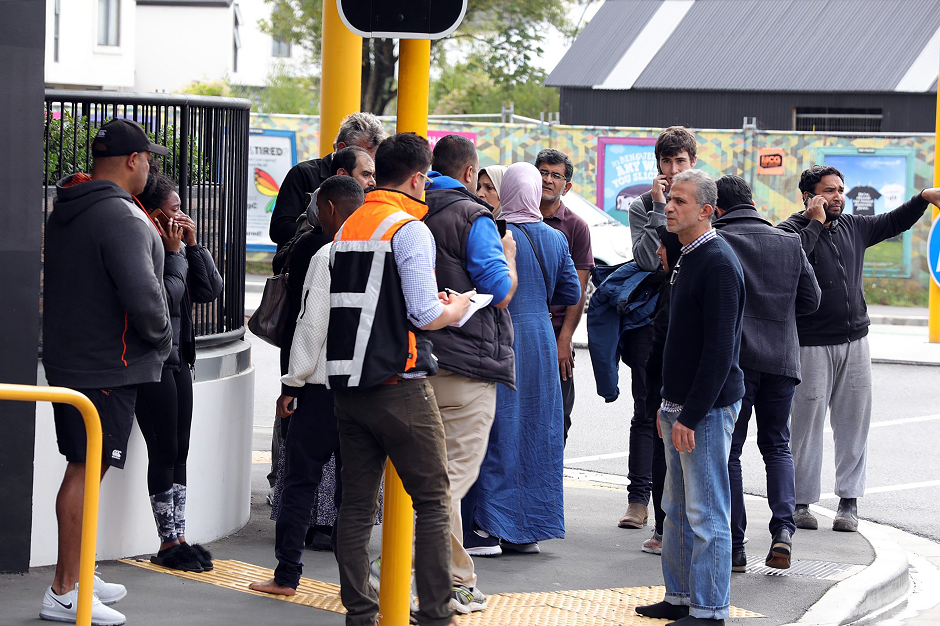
[43,90,251,347]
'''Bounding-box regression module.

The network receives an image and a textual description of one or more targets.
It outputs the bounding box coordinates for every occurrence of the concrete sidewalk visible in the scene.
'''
[1,462,913,626]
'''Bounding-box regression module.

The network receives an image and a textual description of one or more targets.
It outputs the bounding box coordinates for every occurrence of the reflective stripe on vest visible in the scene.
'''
[327,209,414,387]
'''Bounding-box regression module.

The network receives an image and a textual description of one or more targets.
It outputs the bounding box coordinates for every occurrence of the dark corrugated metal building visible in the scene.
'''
[546,0,940,131]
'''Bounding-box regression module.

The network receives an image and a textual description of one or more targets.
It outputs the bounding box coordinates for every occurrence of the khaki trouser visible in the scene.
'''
[429,369,498,590]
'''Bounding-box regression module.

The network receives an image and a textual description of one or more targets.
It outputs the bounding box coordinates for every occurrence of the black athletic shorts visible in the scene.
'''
[53,386,137,469]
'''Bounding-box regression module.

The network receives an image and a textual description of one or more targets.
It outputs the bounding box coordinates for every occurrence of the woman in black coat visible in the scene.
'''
[136,173,223,571]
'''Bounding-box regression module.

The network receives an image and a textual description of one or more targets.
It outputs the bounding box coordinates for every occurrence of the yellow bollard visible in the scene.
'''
[0,384,102,626]
[376,37,433,626]
[929,39,940,343]
[319,0,363,158]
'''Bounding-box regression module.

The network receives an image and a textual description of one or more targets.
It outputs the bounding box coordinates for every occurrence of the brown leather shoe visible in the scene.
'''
[618,502,649,528]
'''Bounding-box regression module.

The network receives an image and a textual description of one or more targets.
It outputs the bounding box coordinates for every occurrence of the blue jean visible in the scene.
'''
[660,402,740,620]
[728,369,796,552]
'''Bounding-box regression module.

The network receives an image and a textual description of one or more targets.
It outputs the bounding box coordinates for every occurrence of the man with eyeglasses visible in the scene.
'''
[534,149,594,446]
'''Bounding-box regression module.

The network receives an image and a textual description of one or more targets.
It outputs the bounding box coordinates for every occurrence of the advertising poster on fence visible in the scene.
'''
[596,137,657,226]
[821,149,915,277]
[427,130,477,149]
[247,129,297,250]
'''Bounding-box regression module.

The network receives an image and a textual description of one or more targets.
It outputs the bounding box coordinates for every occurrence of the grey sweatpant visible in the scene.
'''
[790,336,872,504]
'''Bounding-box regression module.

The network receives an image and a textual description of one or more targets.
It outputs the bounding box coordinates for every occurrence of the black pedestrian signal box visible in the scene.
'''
[337,0,467,39]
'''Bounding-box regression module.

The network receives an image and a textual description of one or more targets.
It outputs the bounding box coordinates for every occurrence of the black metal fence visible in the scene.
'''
[43,90,251,346]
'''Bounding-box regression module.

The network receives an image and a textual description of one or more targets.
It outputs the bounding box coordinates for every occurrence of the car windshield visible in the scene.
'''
[563,193,624,227]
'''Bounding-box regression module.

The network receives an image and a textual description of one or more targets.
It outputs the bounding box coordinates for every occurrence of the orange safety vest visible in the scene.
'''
[325,189,437,389]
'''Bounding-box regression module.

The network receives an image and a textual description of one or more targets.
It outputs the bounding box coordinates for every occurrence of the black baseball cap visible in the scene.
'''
[92,119,169,157]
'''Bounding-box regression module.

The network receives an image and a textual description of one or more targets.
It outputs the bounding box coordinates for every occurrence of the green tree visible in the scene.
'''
[260,0,576,114]
[179,67,320,115]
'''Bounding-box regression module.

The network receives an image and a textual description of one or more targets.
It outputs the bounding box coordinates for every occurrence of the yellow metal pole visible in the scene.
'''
[930,39,940,343]
[319,0,363,158]
[0,384,101,626]
[376,38,431,626]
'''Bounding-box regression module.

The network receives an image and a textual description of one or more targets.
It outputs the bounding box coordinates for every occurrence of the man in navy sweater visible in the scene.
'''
[636,169,745,626]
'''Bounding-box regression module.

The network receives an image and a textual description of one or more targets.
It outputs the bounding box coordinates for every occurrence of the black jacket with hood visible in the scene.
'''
[777,193,929,346]
[162,244,223,371]
[43,175,172,388]
[714,205,820,380]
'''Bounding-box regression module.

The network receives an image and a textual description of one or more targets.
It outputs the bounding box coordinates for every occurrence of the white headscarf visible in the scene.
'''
[481,165,507,198]
[497,163,543,224]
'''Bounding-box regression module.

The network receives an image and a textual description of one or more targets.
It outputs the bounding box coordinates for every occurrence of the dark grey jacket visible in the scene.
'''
[424,187,516,388]
[44,175,172,388]
[714,205,821,381]
[162,245,223,371]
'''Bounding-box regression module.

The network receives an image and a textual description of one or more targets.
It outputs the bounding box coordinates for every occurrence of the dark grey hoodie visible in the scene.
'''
[43,174,172,388]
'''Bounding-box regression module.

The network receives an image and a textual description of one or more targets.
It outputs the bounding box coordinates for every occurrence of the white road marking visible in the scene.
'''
[819,479,940,500]
[564,413,940,464]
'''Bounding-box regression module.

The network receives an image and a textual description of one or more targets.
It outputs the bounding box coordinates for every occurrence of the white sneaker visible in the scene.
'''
[93,573,127,605]
[40,585,126,625]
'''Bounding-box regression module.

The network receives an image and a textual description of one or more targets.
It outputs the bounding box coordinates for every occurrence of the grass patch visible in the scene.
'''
[864,277,928,307]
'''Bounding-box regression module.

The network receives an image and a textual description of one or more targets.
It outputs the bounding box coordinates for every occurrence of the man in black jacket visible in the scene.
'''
[713,176,820,572]
[779,165,940,532]
[268,112,385,249]
[424,134,518,613]
[636,169,744,626]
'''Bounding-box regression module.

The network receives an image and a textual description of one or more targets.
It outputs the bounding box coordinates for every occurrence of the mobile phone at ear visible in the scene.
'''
[496,218,507,238]
[803,192,815,208]
[149,208,169,226]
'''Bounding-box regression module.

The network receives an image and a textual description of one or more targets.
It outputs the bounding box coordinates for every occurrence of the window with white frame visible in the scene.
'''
[97,0,120,46]
[272,37,291,58]
[233,4,243,72]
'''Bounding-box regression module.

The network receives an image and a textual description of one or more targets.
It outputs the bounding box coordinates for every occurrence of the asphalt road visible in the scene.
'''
[247,329,940,543]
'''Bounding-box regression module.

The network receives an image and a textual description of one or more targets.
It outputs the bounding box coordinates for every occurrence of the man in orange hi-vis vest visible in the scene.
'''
[326,132,473,626]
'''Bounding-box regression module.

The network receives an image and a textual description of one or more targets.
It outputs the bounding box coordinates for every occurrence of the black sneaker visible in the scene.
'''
[731,549,747,573]
[765,528,792,569]
[464,530,501,556]
[832,498,858,532]
[793,504,818,530]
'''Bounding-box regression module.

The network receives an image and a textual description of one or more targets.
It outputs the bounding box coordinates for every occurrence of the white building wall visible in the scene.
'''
[133,5,232,93]
[45,0,136,89]
[229,0,305,88]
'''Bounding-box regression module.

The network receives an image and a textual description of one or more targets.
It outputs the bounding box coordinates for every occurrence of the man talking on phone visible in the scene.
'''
[423,134,517,613]
[616,126,698,530]
[779,165,940,533]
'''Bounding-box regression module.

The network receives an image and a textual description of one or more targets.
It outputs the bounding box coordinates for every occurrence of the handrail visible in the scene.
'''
[44,89,252,110]
[0,384,101,626]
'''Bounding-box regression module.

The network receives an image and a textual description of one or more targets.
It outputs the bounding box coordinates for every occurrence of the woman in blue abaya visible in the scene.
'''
[468,162,581,555]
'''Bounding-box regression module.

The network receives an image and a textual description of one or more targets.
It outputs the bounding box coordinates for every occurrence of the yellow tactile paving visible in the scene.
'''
[121,558,764,624]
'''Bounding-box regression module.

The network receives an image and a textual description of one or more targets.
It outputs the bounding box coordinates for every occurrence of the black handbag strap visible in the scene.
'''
[515,223,552,311]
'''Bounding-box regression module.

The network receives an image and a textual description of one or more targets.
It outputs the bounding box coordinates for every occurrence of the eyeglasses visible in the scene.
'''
[417,171,432,189]
[539,169,568,182]
[669,255,683,285]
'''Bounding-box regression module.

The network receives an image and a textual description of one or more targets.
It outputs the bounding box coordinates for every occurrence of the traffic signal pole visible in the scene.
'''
[930,39,940,343]
[377,38,433,626]
[319,0,362,157]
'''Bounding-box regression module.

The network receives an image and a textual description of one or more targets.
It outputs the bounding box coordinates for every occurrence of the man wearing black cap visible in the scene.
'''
[41,118,172,625]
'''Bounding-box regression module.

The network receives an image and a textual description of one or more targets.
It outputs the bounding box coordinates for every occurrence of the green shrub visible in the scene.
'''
[863,277,928,307]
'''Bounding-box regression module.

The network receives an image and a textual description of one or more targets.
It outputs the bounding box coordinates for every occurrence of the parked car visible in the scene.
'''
[563,191,632,266]
[562,192,633,308]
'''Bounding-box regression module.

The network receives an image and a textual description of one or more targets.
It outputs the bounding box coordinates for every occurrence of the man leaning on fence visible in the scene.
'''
[41,118,173,626]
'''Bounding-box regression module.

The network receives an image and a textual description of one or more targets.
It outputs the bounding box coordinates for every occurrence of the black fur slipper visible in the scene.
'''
[150,543,203,572]
[182,542,214,571]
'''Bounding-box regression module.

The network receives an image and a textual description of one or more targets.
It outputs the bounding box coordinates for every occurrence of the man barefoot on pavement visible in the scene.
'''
[327,133,471,626]
[636,169,745,626]
[424,134,518,613]
[41,119,172,625]
[779,166,940,533]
